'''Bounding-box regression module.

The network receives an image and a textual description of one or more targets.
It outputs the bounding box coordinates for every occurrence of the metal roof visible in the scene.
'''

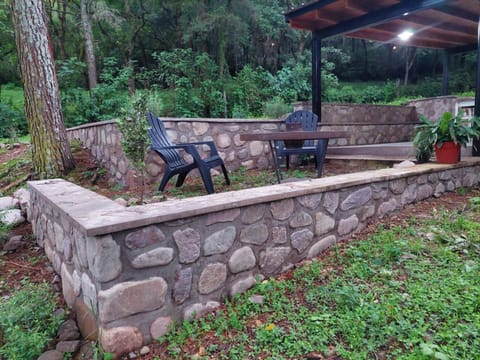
[285,0,480,52]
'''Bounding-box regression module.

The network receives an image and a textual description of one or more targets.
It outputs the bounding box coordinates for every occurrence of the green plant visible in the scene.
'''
[0,281,64,359]
[117,93,151,203]
[61,58,131,126]
[264,100,291,118]
[413,111,480,162]
[0,102,28,139]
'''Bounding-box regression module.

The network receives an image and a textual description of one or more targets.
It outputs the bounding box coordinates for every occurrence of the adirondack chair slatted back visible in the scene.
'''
[285,110,318,147]
[146,112,230,194]
[147,113,184,169]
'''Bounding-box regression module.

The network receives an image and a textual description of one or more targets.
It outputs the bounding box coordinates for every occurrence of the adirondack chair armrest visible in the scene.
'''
[152,144,194,151]
[177,141,220,156]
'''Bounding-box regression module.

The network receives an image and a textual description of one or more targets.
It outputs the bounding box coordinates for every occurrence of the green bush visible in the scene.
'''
[61,58,131,126]
[0,101,28,140]
[229,65,271,117]
[264,101,291,118]
[148,49,228,118]
[117,93,151,202]
[0,281,63,359]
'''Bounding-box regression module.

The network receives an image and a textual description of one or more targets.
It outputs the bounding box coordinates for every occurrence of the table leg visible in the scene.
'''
[268,140,282,183]
[316,139,329,177]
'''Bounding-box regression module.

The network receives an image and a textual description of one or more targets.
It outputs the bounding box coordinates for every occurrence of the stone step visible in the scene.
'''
[327,142,474,159]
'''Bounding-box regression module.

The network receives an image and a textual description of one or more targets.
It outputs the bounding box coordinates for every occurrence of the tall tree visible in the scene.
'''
[404,47,417,86]
[80,0,97,89]
[10,0,74,178]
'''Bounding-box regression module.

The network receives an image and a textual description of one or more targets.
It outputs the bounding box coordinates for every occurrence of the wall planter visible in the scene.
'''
[434,142,461,164]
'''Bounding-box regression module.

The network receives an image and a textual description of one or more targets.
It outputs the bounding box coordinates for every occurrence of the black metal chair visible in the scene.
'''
[275,110,328,177]
[146,112,230,194]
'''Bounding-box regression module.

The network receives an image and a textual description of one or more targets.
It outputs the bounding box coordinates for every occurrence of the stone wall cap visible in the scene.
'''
[28,158,480,237]
[68,119,118,131]
[67,118,282,133]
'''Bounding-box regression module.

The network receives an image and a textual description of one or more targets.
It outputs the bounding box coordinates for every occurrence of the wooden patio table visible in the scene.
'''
[240,130,347,183]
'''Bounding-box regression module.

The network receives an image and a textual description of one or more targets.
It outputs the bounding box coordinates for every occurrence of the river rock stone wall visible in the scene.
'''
[28,159,480,356]
[67,119,283,188]
[67,102,418,187]
[408,96,475,122]
[293,102,418,145]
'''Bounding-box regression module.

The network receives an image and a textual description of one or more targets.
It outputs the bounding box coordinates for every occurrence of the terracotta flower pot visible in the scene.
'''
[434,141,461,164]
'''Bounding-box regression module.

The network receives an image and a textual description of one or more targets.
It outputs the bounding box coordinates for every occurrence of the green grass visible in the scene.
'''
[0,281,64,359]
[158,196,480,359]
[0,84,24,110]
[163,166,317,199]
[0,134,30,144]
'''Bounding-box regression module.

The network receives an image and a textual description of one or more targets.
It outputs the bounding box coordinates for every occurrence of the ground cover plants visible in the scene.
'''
[147,192,480,359]
[0,281,64,359]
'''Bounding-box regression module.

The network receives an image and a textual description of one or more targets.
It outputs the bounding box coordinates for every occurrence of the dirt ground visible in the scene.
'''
[1,143,478,358]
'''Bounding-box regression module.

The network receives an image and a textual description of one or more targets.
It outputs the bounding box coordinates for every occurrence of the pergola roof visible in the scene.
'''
[285,0,480,52]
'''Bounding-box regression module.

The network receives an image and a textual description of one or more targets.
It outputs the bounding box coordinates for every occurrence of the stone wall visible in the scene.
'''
[408,96,457,121]
[67,103,418,187]
[67,119,283,187]
[28,159,480,356]
[408,96,475,121]
[294,102,419,145]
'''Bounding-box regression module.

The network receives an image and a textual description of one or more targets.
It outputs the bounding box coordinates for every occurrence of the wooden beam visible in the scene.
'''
[405,12,476,35]
[285,0,337,21]
[348,29,461,49]
[289,18,335,30]
[447,43,477,54]
[373,21,475,45]
[436,5,480,23]
[315,0,453,39]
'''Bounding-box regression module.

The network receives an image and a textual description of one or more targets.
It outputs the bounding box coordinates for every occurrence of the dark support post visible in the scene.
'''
[442,50,449,96]
[312,31,322,122]
[473,16,480,156]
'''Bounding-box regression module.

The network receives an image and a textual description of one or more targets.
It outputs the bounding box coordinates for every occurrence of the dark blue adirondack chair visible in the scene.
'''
[275,110,328,177]
[146,112,230,194]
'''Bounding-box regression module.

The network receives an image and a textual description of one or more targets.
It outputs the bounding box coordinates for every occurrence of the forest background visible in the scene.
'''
[0,0,478,139]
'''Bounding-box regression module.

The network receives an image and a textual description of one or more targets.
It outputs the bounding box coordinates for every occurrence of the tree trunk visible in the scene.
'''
[80,0,97,90]
[361,39,368,76]
[404,47,417,86]
[10,0,75,178]
[58,0,68,60]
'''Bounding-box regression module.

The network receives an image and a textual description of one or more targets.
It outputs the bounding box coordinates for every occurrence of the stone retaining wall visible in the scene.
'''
[28,159,480,356]
[294,102,418,145]
[67,103,418,187]
[408,96,457,120]
[67,119,283,187]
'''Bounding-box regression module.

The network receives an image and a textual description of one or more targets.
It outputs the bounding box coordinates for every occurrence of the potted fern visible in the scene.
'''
[413,110,480,164]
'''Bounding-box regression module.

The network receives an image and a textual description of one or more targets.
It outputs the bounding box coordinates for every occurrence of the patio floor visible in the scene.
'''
[327,142,475,162]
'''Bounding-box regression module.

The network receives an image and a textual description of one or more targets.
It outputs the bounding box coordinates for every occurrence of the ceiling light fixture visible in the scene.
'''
[398,29,414,41]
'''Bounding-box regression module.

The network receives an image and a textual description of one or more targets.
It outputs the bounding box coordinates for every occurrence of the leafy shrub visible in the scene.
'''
[360,86,386,103]
[272,64,310,103]
[0,281,63,359]
[61,58,131,126]
[0,101,28,139]
[325,81,400,104]
[229,65,271,117]
[56,57,87,90]
[117,93,150,202]
[150,49,226,118]
[264,101,291,118]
